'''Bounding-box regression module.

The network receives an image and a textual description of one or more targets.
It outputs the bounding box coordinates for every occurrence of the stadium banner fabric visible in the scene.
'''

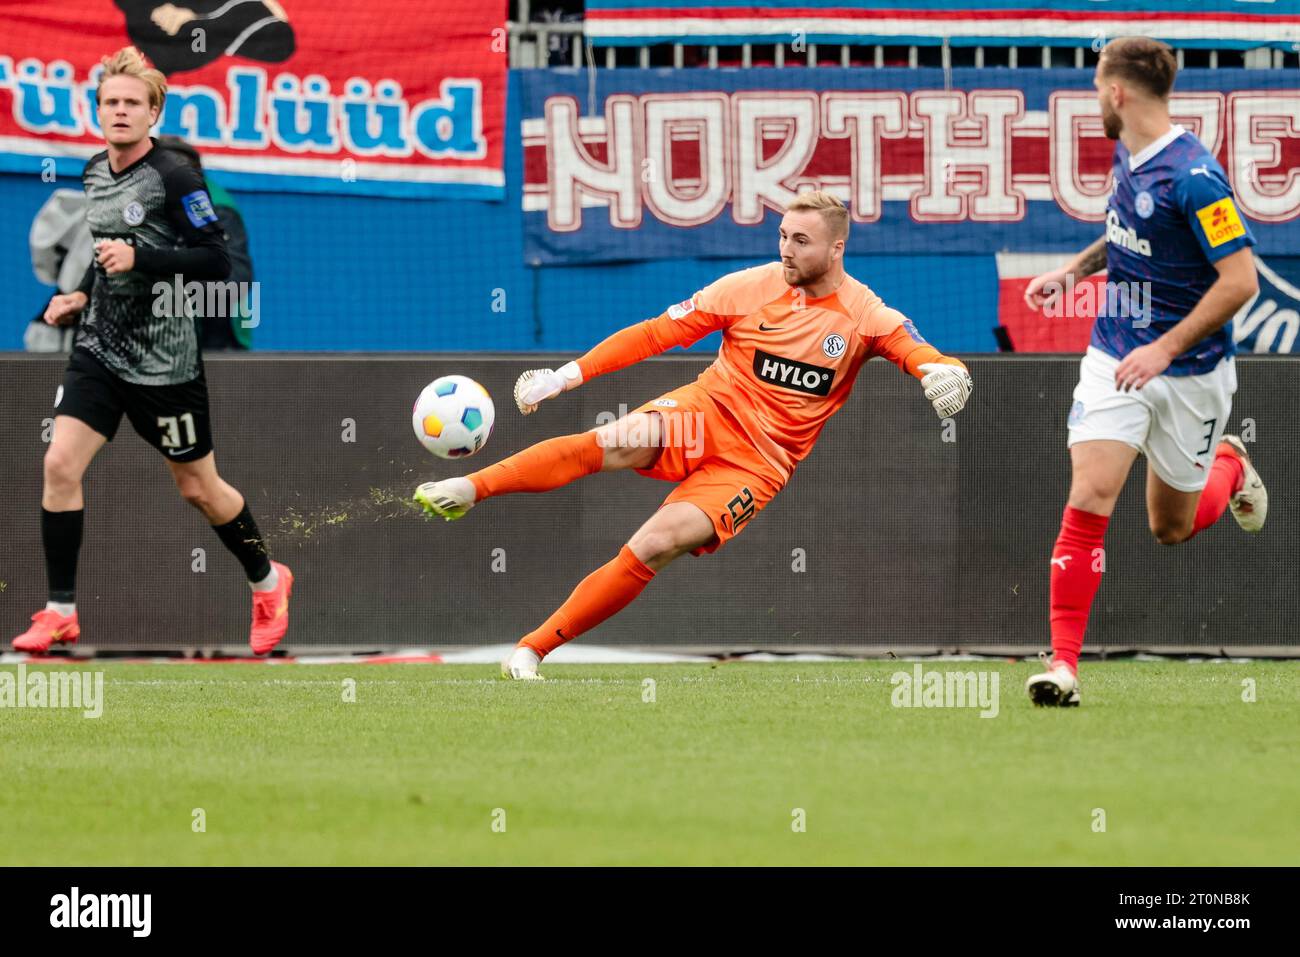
[0,0,506,199]
[520,67,1300,264]
[995,253,1300,356]
[585,0,1300,50]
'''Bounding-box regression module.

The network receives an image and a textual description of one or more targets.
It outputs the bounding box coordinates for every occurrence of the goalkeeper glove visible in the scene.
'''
[917,362,973,418]
[514,361,583,415]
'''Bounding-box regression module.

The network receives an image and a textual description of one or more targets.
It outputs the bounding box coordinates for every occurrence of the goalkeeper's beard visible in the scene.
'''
[785,253,833,289]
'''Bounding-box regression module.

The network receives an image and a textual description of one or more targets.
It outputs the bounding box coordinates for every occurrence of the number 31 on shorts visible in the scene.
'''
[158,413,197,449]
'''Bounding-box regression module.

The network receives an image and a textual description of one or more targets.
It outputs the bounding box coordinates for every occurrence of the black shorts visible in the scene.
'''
[55,349,214,463]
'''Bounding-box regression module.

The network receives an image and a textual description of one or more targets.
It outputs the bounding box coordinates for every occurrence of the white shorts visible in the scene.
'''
[1067,346,1237,492]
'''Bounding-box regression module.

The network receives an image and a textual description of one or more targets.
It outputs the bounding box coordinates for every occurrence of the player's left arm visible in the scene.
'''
[1114,174,1258,391]
[867,307,973,417]
[124,165,231,280]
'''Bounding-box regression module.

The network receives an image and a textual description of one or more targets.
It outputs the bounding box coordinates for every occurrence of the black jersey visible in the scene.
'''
[76,139,230,385]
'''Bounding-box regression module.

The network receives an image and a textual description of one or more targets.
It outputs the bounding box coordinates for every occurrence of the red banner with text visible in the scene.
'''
[0,1,506,198]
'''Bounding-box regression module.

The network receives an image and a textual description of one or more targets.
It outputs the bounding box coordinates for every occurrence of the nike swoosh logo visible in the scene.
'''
[166,446,196,457]
[758,322,782,332]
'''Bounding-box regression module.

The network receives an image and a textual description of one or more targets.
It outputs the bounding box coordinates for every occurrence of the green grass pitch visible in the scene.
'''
[1,661,1295,866]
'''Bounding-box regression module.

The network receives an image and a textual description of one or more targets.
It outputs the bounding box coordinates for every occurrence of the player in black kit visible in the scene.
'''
[12,47,293,656]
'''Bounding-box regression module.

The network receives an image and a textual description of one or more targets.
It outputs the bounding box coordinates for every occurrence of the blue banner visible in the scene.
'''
[1237,257,1300,354]
[520,68,1300,265]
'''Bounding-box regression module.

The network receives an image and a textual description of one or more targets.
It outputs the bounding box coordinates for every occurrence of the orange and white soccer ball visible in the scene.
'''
[412,375,495,459]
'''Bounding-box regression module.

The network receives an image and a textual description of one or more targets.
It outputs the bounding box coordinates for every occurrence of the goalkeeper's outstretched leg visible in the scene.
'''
[414,411,664,520]
[501,501,715,680]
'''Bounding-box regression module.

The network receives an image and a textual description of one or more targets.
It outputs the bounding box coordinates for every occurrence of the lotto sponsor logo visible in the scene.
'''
[753,348,834,396]
[1105,209,1152,256]
[1196,197,1247,248]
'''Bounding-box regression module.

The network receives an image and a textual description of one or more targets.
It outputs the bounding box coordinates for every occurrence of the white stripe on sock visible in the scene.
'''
[250,565,279,592]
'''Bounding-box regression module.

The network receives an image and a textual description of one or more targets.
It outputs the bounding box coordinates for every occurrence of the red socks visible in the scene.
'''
[1048,506,1110,675]
[1049,447,1246,672]
[1191,449,1245,536]
[519,545,657,657]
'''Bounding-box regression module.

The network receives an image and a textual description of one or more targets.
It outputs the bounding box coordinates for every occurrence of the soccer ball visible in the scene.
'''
[412,375,495,459]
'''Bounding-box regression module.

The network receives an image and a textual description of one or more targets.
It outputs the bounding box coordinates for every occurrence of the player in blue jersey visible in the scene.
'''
[1021,37,1266,706]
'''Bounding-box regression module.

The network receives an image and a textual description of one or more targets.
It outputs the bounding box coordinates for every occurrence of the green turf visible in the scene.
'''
[0,661,1296,865]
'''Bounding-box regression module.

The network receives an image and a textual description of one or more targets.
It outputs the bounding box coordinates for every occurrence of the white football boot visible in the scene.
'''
[501,646,544,681]
[413,477,477,521]
[1219,435,1267,533]
[1025,651,1081,707]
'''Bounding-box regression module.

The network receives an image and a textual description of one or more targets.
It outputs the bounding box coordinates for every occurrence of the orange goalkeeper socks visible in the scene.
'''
[519,545,656,657]
[468,431,604,501]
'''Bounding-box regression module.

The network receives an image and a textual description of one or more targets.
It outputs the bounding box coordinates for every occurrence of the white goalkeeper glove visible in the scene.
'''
[514,361,583,415]
[918,362,973,418]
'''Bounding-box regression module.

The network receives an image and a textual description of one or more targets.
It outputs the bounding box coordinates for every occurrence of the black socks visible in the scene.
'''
[211,503,273,583]
[42,504,272,601]
[42,507,84,604]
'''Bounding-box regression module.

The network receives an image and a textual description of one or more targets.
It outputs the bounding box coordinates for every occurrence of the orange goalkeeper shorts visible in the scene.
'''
[631,382,786,555]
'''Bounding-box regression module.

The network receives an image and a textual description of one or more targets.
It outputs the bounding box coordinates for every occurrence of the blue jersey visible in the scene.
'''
[1091,126,1256,376]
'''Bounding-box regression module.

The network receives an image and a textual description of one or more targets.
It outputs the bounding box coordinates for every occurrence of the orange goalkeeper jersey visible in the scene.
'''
[575,261,963,481]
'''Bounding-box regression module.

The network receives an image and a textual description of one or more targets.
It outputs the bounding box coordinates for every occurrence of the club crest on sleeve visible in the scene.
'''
[122,201,145,226]
[667,298,696,321]
[182,190,219,229]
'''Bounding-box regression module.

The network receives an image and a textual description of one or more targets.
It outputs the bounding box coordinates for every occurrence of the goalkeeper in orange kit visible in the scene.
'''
[414,191,973,679]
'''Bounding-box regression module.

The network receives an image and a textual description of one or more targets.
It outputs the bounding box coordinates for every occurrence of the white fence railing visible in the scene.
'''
[507,17,1292,70]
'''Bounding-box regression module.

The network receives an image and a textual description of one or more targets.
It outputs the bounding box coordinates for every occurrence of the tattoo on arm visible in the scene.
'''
[1075,237,1107,277]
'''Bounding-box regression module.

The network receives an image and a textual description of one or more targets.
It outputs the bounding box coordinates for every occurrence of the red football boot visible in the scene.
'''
[12,608,80,653]
[249,562,293,655]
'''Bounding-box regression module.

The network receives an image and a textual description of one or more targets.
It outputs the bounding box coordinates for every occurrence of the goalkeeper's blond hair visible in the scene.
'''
[97,47,167,111]
[785,190,849,241]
